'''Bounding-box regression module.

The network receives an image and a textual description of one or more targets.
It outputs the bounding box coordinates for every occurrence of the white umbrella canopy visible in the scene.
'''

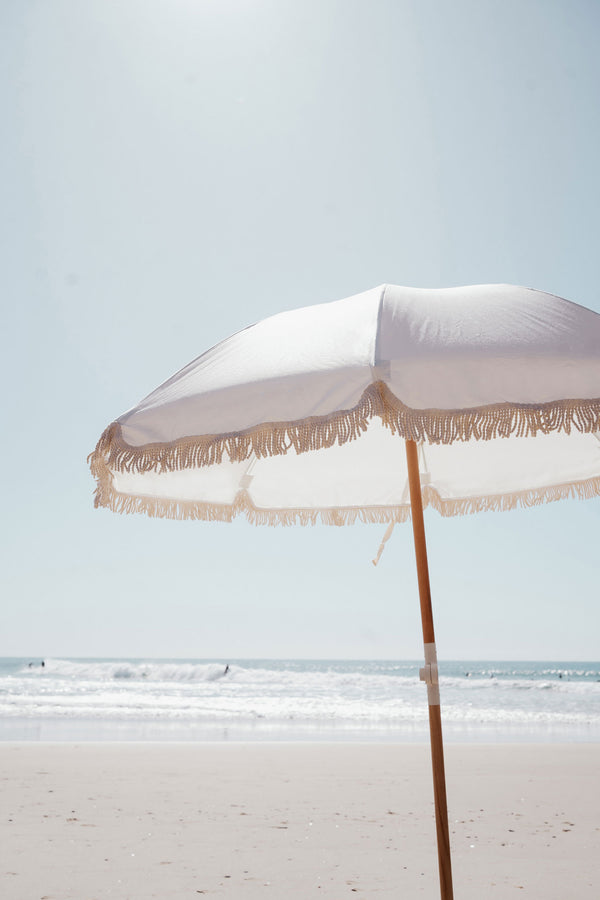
[89,283,600,900]
[90,284,600,523]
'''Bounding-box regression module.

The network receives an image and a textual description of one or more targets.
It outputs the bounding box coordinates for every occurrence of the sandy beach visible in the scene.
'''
[1,742,598,899]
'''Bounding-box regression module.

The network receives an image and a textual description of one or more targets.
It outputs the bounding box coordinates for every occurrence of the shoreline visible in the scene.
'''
[1,742,598,898]
[2,715,600,744]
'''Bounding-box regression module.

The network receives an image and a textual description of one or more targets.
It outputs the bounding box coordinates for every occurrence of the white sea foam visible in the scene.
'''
[1,658,599,740]
[29,659,231,682]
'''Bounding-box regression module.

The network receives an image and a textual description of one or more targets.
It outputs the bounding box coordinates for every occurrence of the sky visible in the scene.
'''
[2,0,599,661]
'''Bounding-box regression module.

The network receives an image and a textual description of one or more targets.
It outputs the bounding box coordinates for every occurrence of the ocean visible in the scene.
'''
[1,657,599,743]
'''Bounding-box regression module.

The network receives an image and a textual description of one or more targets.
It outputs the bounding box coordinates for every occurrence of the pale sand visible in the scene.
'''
[1,743,598,899]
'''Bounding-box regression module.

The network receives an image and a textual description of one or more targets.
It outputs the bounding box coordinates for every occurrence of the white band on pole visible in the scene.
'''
[419,641,440,706]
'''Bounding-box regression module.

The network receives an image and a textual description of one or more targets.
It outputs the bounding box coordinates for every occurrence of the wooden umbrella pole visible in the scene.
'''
[405,439,454,900]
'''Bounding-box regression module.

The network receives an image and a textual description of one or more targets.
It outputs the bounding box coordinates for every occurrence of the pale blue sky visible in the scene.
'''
[2,0,599,660]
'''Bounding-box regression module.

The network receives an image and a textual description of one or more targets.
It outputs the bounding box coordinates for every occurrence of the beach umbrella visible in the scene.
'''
[89,283,600,900]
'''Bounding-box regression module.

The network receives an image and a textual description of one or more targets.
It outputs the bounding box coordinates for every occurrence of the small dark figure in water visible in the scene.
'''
[41,661,45,668]
[224,665,230,675]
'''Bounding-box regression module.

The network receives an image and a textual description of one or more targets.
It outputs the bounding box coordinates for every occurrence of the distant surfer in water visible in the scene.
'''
[224,665,230,675]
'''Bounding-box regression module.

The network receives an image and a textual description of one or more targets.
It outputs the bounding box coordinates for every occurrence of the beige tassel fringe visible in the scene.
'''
[91,458,600,526]
[421,478,600,518]
[89,382,600,482]
[91,466,412,527]
[88,382,600,525]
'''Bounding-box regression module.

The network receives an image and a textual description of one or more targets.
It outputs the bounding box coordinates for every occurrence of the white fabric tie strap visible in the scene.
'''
[372,445,426,566]
[372,521,396,566]
[239,456,257,491]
